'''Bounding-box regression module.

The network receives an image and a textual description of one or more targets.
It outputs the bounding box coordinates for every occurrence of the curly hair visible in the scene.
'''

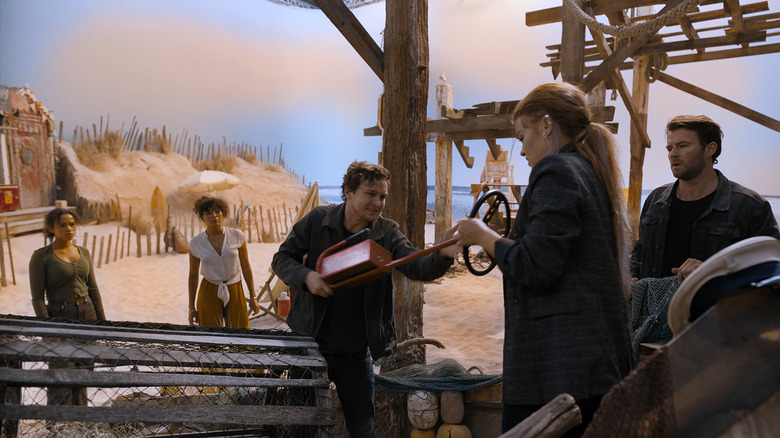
[340,161,390,201]
[193,196,229,218]
[43,208,82,239]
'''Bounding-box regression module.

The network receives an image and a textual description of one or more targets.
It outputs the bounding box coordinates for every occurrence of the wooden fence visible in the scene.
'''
[61,118,307,185]
[0,203,298,289]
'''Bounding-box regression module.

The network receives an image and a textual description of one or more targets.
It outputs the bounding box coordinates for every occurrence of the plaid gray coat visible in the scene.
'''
[495,145,634,406]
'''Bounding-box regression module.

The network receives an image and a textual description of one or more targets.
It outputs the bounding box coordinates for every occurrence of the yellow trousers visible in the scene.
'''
[196,279,250,329]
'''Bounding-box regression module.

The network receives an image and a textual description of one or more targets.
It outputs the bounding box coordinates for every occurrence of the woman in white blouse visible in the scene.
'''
[188,196,260,328]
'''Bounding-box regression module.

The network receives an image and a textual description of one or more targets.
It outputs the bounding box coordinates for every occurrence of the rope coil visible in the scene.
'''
[563,0,701,38]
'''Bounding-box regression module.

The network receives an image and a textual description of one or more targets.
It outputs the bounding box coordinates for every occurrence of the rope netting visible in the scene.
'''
[629,276,679,360]
[376,358,502,393]
[266,0,382,9]
[563,0,701,38]
[0,315,333,437]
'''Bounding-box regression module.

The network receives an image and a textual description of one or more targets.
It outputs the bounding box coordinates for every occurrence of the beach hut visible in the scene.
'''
[0,85,61,237]
[0,85,56,211]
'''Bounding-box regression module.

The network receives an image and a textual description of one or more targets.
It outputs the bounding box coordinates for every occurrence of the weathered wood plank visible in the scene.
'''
[580,0,693,93]
[498,393,581,438]
[0,316,314,343]
[0,404,337,426]
[669,288,780,438]
[634,30,766,55]
[0,323,318,350]
[656,71,780,132]
[589,29,652,148]
[312,0,384,81]
[0,340,326,370]
[0,368,329,389]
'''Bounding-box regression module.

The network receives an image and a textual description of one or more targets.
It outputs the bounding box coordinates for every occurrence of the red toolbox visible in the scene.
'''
[319,239,392,285]
[0,185,20,212]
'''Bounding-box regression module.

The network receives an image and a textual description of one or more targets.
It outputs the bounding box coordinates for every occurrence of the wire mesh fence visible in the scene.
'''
[0,315,335,437]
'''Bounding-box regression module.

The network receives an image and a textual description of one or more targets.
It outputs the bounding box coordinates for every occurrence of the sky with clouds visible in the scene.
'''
[1,0,778,194]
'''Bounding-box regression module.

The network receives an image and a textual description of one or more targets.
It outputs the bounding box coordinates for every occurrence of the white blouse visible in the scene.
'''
[189,227,245,306]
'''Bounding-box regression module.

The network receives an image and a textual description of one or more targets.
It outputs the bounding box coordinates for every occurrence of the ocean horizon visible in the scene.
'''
[319,185,780,223]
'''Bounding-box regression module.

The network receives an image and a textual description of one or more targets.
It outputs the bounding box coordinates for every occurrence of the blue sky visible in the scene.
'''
[1,0,778,194]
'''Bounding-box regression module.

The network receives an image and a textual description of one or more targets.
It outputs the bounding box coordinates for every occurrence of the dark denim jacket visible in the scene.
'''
[271,203,453,361]
[630,170,780,279]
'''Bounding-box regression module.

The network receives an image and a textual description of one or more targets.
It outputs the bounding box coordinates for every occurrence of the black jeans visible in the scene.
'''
[321,348,375,438]
[46,296,97,406]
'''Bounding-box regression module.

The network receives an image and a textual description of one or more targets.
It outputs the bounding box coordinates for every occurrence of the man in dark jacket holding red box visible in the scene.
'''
[272,161,457,437]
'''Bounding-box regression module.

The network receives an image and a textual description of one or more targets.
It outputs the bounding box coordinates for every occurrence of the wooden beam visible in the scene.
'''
[526,0,665,26]
[485,138,501,160]
[0,368,330,389]
[561,0,586,83]
[427,114,513,133]
[453,140,475,168]
[580,0,692,93]
[1,405,336,426]
[634,31,766,55]
[656,71,780,132]
[429,129,515,143]
[724,0,747,33]
[677,14,704,54]
[434,82,453,244]
[312,0,384,81]
[589,30,652,148]
[382,0,429,373]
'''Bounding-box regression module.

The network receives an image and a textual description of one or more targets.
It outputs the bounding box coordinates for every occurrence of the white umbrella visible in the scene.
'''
[176,170,240,194]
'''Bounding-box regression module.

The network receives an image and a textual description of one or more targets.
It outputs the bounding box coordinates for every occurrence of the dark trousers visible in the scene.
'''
[321,348,376,438]
[502,395,603,438]
[46,297,97,406]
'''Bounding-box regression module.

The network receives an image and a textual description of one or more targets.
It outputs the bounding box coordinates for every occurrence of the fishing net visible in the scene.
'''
[583,346,676,438]
[629,276,679,359]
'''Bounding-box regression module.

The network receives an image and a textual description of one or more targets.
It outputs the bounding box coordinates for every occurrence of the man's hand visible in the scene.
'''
[672,258,703,283]
[305,271,334,297]
[438,225,461,259]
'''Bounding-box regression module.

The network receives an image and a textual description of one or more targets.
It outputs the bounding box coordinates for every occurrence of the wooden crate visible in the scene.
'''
[0,315,335,437]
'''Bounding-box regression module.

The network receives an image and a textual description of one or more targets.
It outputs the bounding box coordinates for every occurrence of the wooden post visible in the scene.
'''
[383,0,429,372]
[628,54,652,237]
[0,226,7,287]
[266,209,275,242]
[120,231,125,260]
[127,206,133,257]
[91,235,97,261]
[156,228,161,254]
[105,234,112,265]
[560,0,586,84]
[435,81,453,243]
[136,231,142,258]
[97,236,104,268]
[254,207,262,243]
[82,231,88,248]
[4,223,16,285]
[114,224,120,262]
[146,229,152,257]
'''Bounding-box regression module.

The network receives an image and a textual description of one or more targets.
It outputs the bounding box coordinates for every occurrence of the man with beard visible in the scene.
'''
[631,115,779,282]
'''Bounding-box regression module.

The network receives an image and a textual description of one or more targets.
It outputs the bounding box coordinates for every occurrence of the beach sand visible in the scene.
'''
[0,145,505,376]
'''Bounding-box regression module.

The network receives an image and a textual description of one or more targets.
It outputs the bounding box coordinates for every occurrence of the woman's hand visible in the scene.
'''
[305,271,334,297]
[453,218,501,258]
[248,298,260,315]
[188,308,198,325]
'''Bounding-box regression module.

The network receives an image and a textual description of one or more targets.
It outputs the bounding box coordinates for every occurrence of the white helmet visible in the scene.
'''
[668,236,780,337]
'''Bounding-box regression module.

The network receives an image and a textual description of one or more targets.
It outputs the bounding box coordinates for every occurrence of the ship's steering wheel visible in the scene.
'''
[463,189,512,276]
